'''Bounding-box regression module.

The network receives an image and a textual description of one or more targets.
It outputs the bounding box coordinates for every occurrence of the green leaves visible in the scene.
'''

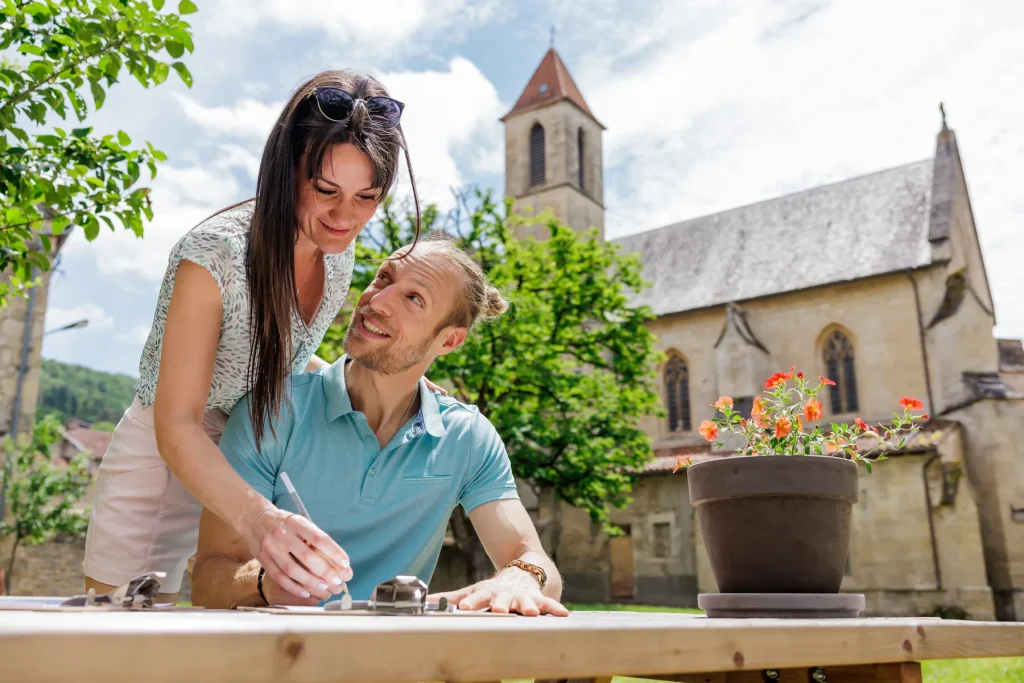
[0,414,92,591]
[0,0,195,307]
[178,0,198,14]
[172,61,192,87]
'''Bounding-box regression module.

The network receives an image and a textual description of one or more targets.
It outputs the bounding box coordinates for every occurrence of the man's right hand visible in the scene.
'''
[262,568,326,607]
[244,506,353,601]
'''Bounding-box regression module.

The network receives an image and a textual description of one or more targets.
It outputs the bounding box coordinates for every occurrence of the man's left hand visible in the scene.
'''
[429,569,569,617]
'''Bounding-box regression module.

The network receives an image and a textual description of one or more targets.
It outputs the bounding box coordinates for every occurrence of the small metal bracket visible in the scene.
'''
[808,667,828,682]
[761,670,781,682]
[324,575,456,614]
[60,571,166,609]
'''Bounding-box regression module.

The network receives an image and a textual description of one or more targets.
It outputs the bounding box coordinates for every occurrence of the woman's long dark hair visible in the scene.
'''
[246,70,420,448]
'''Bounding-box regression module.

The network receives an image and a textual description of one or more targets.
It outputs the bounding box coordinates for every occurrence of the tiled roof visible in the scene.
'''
[613,159,939,317]
[501,49,602,126]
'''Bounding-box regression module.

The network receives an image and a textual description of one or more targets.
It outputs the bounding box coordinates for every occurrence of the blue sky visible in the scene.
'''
[41,0,1024,377]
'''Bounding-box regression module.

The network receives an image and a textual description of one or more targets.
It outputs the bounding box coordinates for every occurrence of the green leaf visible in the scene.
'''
[171,61,192,88]
[22,2,51,16]
[27,60,52,80]
[82,215,100,240]
[11,127,29,143]
[117,130,131,146]
[864,461,873,474]
[71,127,92,138]
[178,0,198,13]
[153,61,169,85]
[36,134,61,146]
[89,80,105,108]
[166,40,185,58]
[51,34,77,49]
[17,44,45,56]
[153,0,166,8]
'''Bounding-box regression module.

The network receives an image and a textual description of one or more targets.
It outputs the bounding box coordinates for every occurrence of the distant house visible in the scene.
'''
[55,420,113,477]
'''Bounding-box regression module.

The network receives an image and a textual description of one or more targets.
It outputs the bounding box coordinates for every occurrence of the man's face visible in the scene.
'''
[342,246,464,375]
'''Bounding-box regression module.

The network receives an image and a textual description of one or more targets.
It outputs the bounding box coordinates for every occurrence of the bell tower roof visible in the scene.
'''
[500,48,603,128]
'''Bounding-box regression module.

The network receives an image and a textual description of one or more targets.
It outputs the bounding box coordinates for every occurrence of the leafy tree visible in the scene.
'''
[38,359,137,424]
[319,189,663,580]
[0,0,197,307]
[0,414,91,593]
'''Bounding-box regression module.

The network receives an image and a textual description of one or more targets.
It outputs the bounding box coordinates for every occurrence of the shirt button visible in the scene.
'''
[368,468,376,476]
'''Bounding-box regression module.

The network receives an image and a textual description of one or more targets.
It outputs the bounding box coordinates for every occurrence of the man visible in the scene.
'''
[191,234,567,616]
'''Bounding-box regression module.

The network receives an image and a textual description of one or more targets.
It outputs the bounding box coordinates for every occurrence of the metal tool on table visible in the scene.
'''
[59,571,167,609]
[281,471,352,610]
[324,575,457,614]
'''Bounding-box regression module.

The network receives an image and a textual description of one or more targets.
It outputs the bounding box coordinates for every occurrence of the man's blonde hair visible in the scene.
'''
[400,232,509,332]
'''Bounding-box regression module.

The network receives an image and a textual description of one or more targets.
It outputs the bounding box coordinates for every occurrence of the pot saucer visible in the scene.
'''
[698,592,865,618]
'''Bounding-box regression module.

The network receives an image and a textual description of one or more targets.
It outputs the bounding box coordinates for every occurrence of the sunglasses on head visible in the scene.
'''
[310,87,404,127]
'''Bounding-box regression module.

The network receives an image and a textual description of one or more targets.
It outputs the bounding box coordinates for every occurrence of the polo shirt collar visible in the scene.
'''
[324,356,446,437]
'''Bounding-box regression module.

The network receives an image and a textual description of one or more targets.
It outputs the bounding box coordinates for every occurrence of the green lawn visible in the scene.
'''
[562,603,1024,683]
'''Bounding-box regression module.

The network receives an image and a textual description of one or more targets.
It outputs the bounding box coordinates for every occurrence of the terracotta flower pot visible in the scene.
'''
[687,455,858,594]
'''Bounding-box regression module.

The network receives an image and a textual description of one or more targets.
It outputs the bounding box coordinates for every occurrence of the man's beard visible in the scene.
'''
[342,308,436,376]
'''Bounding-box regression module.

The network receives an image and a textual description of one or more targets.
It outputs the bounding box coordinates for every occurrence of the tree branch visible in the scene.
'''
[2,32,130,117]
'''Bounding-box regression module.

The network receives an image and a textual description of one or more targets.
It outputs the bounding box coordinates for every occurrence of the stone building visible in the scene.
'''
[502,48,1024,621]
[0,216,68,441]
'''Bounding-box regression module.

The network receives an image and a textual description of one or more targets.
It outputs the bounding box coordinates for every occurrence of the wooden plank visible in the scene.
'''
[624,662,922,682]
[0,611,1019,682]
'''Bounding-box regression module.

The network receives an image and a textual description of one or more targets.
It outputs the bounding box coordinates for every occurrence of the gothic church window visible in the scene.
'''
[577,127,585,190]
[530,123,545,186]
[823,329,859,414]
[665,354,691,432]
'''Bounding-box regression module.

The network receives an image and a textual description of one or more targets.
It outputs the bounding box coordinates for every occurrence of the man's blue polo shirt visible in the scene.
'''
[218,356,520,603]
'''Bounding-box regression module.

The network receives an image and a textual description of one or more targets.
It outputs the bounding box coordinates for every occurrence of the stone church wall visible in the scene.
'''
[0,268,54,439]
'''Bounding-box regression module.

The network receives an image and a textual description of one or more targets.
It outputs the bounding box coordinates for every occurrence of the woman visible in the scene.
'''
[83,69,423,603]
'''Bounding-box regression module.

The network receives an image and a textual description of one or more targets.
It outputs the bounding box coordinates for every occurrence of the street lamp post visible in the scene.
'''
[0,303,89,521]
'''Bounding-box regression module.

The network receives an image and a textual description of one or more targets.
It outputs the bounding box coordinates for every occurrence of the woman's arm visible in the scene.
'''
[152,261,349,599]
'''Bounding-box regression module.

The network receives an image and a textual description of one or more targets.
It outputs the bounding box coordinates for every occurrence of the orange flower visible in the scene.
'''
[921,413,930,420]
[796,416,805,433]
[819,376,836,386]
[825,437,847,454]
[751,396,770,428]
[796,371,804,379]
[765,371,792,389]
[900,397,924,411]
[714,396,734,412]
[699,420,719,442]
[673,456,693,473]
[774,416,792,438]
[803,399,823,422]
[740,418,748,428]
[854,417,869,431]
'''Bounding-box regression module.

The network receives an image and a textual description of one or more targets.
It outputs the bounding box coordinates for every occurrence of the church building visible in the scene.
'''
[501,48,1024,621]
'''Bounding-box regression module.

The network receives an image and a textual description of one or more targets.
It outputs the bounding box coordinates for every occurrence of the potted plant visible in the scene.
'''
[675,368,927,597]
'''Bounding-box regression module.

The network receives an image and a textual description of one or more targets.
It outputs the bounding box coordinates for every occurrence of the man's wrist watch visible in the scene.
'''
[503,559,547,589]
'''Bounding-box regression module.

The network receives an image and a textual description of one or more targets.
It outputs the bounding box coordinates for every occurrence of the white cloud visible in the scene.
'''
[173,93,281,141]
[199,0,500,59]
[118,324,152,344]
[45,304,114,332]
[375,57,505,208]
[64,162,241,281]
[550,0,1024,339]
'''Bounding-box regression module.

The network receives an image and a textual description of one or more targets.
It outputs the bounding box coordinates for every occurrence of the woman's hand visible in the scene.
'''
[243,506,353,600]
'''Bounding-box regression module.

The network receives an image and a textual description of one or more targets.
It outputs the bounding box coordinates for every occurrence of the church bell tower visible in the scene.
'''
[500,48,605,240]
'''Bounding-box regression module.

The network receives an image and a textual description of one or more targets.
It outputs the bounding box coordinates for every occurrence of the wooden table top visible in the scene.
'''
[1,609,1022,683]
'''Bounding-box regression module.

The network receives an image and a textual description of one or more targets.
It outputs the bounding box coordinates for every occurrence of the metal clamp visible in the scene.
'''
[809,667,828,682]
[324,576,455,614]
[60,572,166,609]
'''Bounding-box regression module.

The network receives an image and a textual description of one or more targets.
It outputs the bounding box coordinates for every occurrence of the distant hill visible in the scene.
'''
[38,359,137,425]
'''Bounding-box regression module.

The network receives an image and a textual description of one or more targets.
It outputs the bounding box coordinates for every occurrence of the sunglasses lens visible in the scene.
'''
[316,88,354,120]
[367,97,404,126]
